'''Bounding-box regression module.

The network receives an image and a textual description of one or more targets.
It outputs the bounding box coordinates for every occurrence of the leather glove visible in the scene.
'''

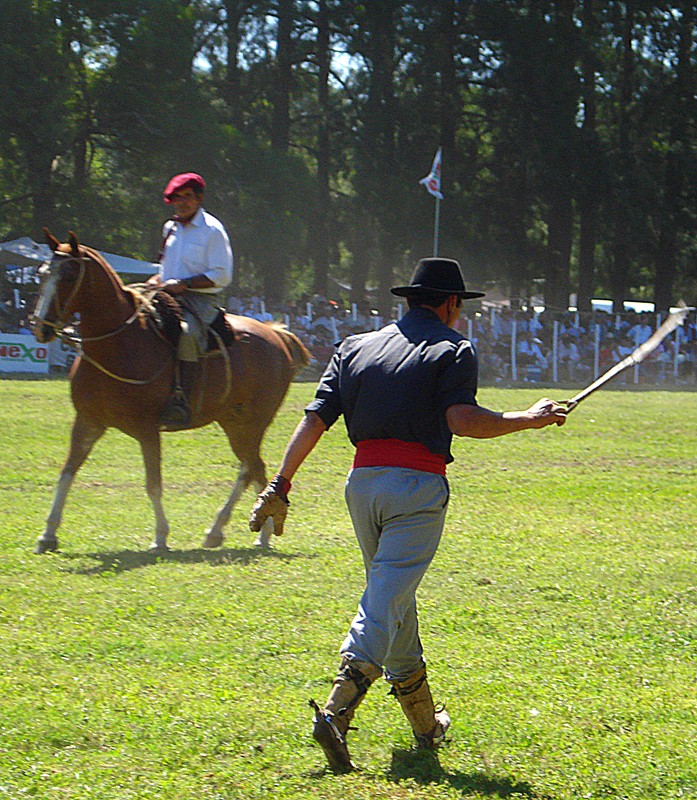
[249,475,291,536]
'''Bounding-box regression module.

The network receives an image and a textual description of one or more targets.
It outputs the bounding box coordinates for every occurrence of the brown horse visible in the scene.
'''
[31,231,310,554]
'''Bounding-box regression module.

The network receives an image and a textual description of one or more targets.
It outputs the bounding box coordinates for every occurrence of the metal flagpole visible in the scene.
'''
[433,197,440,257]
[420,147,444,256]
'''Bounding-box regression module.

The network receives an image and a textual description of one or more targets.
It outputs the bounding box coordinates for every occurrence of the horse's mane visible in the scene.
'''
[78,243,159,318]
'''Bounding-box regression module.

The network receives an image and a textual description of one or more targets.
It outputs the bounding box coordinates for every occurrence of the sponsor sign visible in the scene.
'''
[0,333,50,373]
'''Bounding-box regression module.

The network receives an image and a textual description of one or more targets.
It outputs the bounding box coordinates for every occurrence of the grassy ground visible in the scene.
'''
[0,379,695,799]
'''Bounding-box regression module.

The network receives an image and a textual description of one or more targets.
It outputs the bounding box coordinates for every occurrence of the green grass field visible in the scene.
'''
[0,379,695,799]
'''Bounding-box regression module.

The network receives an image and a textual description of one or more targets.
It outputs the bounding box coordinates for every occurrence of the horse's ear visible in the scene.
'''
[68,231,80,257]
[43,228,60,252]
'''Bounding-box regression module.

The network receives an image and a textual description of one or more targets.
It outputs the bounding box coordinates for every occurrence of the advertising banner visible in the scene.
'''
[0,333,50,374]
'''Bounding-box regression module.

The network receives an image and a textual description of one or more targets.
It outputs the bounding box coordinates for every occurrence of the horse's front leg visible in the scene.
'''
[139,433,170,552]
[253,516,276,549]
[202,467,252,549]
[204,472,275,549]
[35,417,105,554]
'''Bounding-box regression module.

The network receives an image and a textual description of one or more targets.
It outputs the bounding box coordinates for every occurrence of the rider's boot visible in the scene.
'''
[160,361,196,430]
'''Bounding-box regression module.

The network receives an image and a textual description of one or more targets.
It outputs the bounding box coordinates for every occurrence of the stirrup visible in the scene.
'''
[309,699,356,773]
[159,388,192,430]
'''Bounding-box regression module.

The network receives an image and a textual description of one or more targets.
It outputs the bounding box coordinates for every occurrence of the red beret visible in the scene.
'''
[163,172,206,203]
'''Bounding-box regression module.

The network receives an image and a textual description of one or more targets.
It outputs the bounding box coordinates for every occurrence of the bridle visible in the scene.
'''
[33,252,141,344]
[32,251,173,386]
[32,253,88,336]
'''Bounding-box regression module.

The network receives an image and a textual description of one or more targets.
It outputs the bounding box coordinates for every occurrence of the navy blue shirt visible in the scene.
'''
[305,307,479,463]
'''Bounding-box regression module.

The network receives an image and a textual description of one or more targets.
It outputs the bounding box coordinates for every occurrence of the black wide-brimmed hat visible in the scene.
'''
[391,258,485,299]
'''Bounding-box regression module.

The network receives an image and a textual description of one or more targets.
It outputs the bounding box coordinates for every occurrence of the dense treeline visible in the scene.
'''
[1,0,695,313]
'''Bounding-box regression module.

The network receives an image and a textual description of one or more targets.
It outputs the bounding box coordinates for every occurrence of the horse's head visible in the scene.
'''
[31,230,88,343]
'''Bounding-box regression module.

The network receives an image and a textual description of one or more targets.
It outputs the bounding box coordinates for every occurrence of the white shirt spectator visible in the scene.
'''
[518,336,548,369]
[627,321,652,344]
[559,338,580,364]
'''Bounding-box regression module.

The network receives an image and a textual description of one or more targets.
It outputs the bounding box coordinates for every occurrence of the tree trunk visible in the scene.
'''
[266,0,296,303]
[223,0,248,128]
[438,0,457,161]
[312,0,331,296]
[362,1,398,314]
[577,0,598,312]
[654,2,693,312]
[348,208,373,309]
[545,190,573,311]
[543,0,575,311]
[271,0,293,152]
[24,139,55,236]
[577,199,597,311]
[611,0,635,313]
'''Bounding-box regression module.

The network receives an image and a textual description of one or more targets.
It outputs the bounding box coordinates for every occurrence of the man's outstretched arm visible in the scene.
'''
[446,398,566,439]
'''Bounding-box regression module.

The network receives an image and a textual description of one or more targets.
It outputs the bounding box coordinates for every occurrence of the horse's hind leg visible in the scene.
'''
[202,424,267,549]
[35,417,105,554]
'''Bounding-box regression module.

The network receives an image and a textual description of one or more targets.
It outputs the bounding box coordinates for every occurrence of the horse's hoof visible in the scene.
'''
[202,531,224,549]
[148,542,170,554]
[34,537,58,554]
[253,534,272,550]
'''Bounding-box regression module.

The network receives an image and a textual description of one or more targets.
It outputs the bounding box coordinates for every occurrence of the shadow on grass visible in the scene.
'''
[57,545,312,576]
[304,749,551,798]
[386,748,551,799]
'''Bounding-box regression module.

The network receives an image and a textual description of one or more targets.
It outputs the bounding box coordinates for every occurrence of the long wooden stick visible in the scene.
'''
[565,307,692,412]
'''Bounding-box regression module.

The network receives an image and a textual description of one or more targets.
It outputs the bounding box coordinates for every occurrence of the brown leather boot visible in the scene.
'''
[310,658,382,773]
[389,666,450,748]
[160,361,196,430]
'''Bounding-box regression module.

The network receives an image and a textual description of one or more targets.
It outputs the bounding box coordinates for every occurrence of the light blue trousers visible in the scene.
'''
[341,466,449,682]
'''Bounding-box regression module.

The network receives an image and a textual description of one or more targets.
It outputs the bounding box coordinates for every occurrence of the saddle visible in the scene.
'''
[149,291,236,353]
[150,291,183,346]
[207,309,237,351]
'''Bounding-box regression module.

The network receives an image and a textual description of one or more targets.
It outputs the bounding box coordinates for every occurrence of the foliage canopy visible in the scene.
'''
[1,0,695,312]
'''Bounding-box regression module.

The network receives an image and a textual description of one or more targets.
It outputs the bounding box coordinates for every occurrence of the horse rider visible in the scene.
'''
[147,172,233,428]
[249,257,567,772]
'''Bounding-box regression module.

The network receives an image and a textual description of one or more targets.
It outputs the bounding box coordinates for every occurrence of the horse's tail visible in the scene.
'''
[268,323,312,373]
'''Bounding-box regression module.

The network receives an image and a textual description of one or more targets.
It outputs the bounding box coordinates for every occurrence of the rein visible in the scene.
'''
[75,347,173,385]
[56,304,143,345]
[202,324,233,406]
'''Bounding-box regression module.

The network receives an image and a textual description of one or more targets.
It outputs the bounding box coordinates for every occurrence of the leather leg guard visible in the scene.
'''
[389,666,451,749]
[310,659,382,773]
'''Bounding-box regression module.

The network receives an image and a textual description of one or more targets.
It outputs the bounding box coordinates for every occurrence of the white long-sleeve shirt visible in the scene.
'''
[159,207,233,293]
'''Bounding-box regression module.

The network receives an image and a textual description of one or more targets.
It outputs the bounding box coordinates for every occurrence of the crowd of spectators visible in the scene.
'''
[453,306,697,386]
[3,283,696,387]
[226,293,381,372]
[227,292,697,387]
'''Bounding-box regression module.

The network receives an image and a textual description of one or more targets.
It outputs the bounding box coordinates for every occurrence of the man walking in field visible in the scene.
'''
[250,257,567,772]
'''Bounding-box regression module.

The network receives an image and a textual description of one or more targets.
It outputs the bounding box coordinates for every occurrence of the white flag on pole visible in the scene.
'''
[419,146,443,200]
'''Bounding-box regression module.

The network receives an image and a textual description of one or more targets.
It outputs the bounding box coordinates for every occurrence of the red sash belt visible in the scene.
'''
[353,439,446,476]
